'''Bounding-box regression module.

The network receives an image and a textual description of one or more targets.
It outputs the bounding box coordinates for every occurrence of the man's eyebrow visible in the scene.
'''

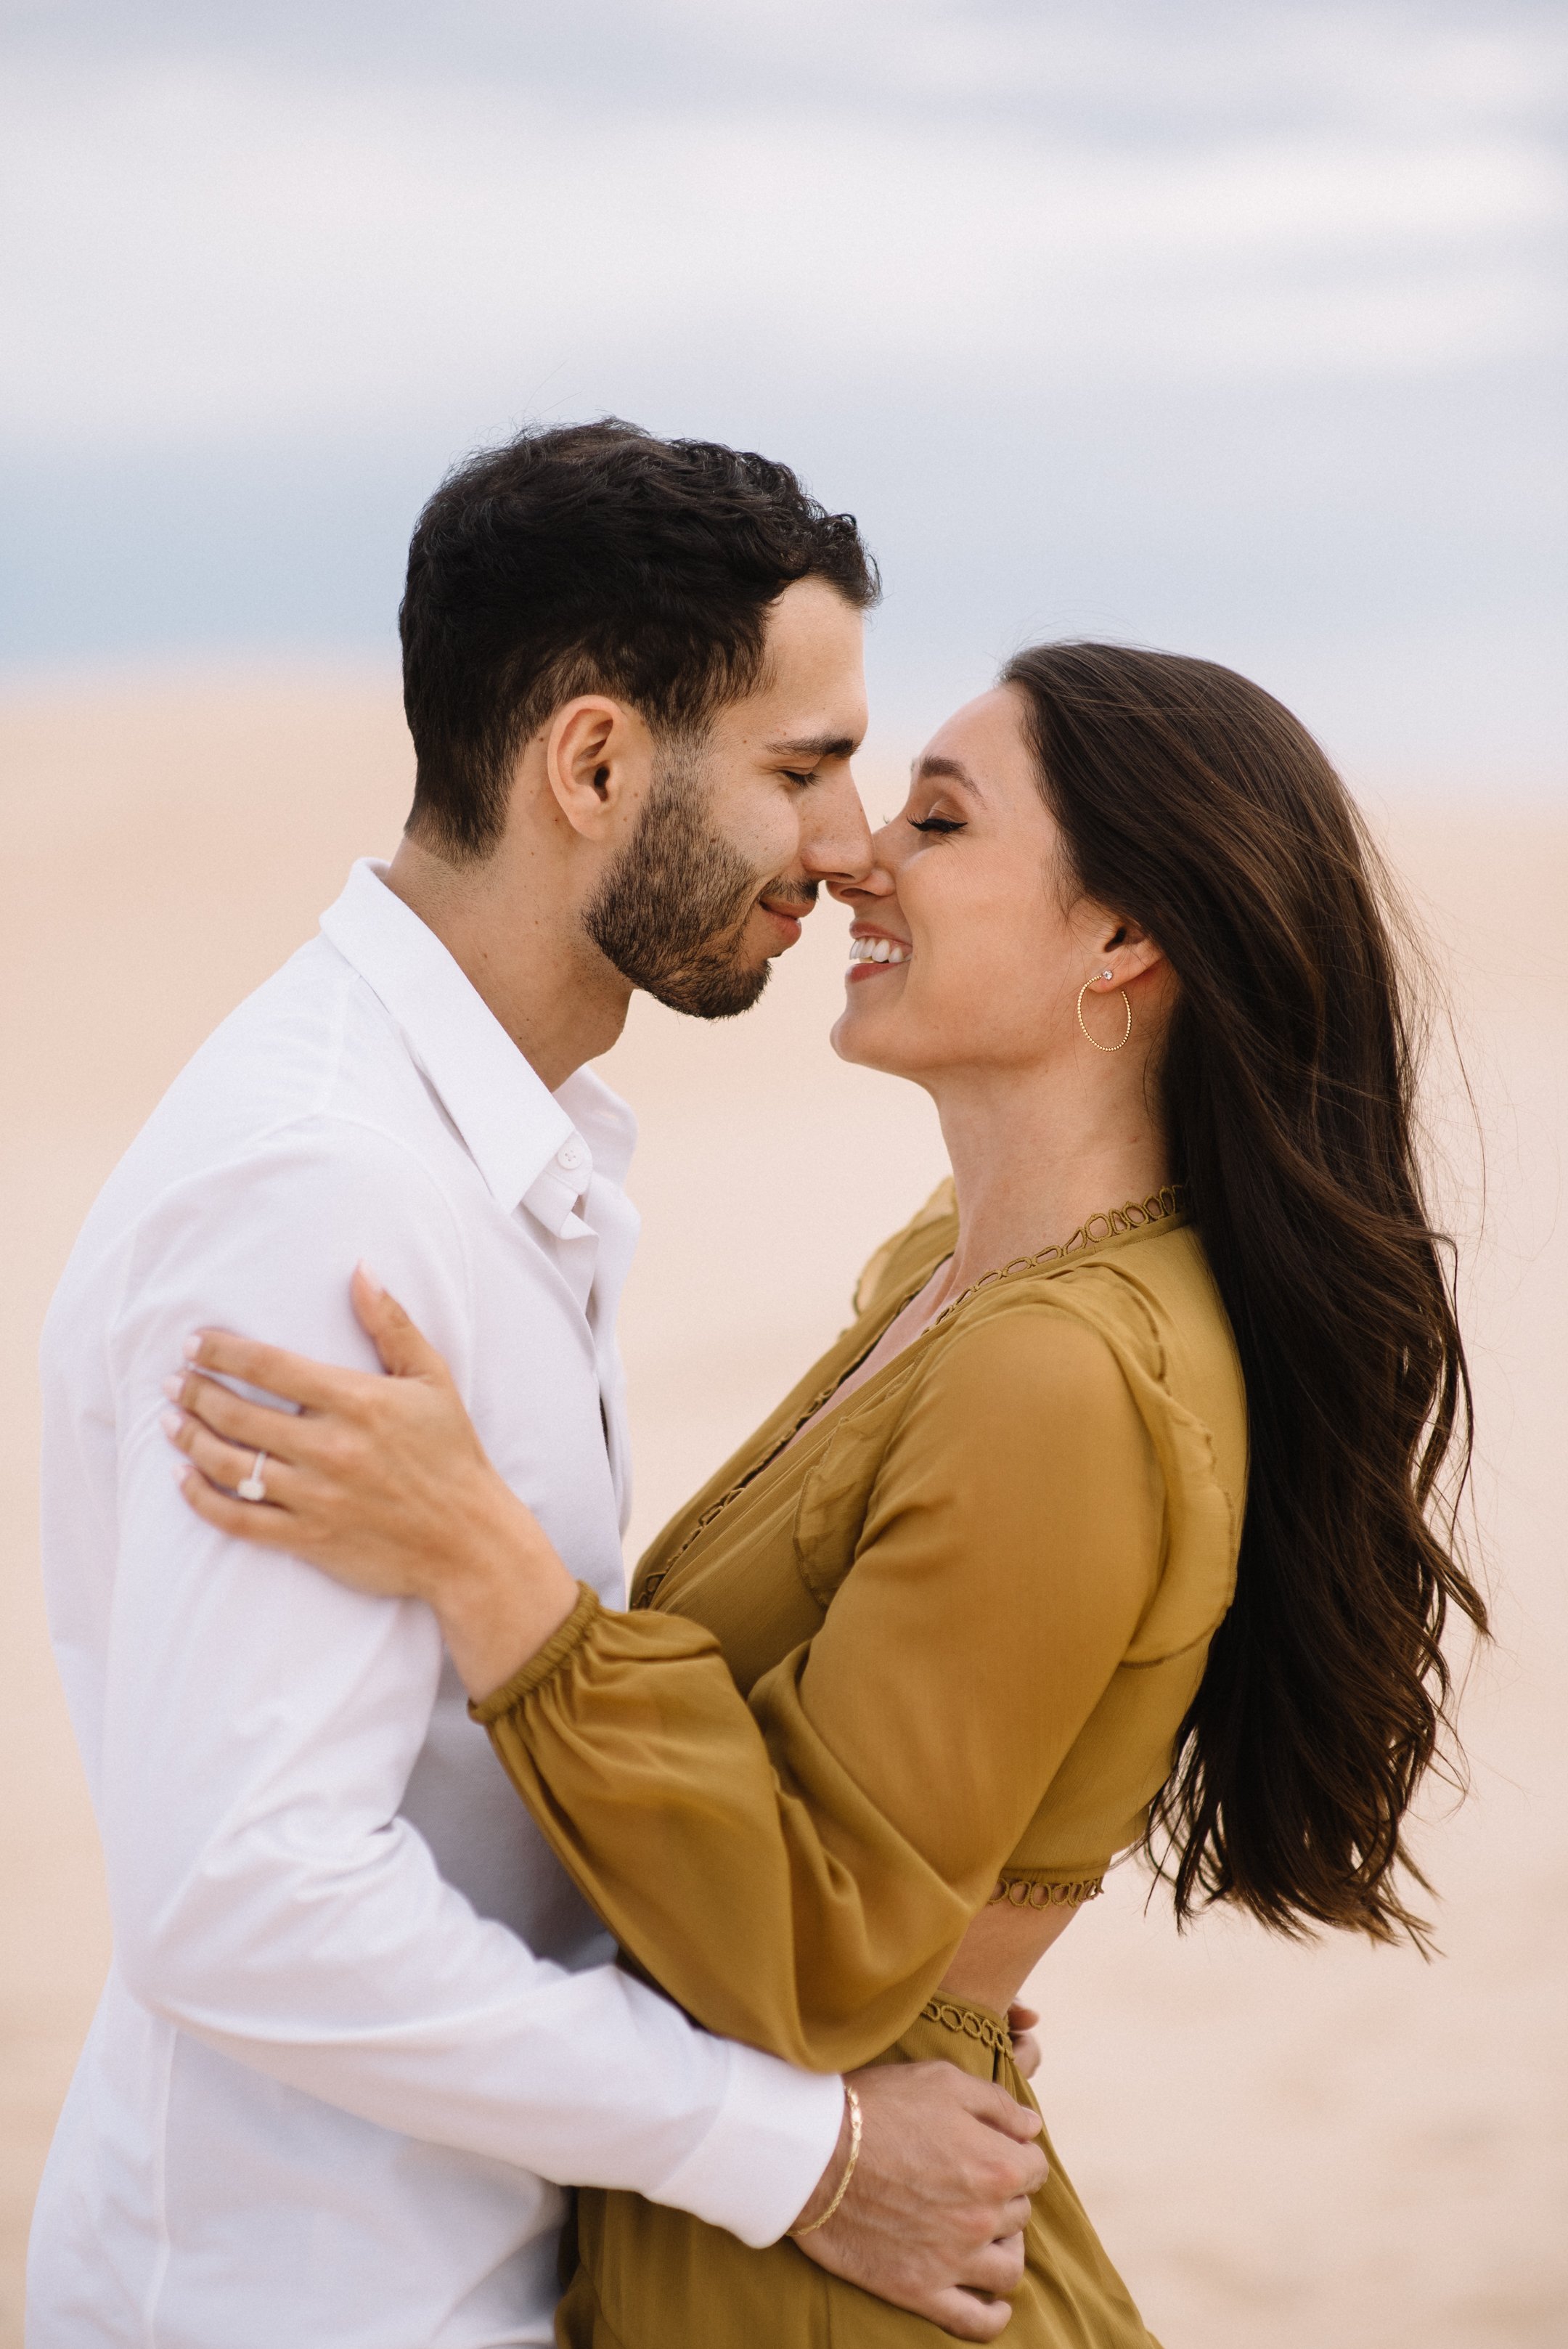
[912,754,983,797]
[765,733,859,760]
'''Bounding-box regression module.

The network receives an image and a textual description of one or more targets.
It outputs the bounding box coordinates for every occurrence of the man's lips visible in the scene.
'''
[757,892,814,945]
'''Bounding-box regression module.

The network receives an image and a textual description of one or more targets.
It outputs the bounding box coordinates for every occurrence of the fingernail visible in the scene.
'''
[181,1333,202,1362]
[169,1458,189,1487]
[160,1408,184,1439]
[161,1376,182,1401]
[356,1260,385,1297]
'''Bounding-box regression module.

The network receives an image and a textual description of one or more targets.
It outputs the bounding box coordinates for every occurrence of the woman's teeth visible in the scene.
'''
[848,936,910,966]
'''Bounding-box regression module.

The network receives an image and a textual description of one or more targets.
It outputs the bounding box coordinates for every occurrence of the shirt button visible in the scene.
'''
[556,1138,588,1174]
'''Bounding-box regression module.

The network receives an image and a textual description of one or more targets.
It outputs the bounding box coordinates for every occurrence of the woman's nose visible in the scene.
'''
[828,862,893,907]
[828,818,900,907]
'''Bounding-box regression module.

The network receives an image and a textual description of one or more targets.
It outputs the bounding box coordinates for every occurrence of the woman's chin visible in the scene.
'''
[830,1002,904,1074]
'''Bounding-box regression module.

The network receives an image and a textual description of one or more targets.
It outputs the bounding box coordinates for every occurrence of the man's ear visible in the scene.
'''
[543,698,654,841]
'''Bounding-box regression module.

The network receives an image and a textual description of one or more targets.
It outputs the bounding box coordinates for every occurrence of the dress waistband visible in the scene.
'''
[918,1995,1014,2058]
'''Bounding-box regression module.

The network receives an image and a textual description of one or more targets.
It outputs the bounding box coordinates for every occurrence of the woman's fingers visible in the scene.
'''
[163,1405,301,1505]
[164,1371,308,1464]
[181,1327,371,1413]
[173,1458,298,1547]
[178,1279,460,1464]
[1006,2003,1042,2082]
[351,1263,451,1384]
[1009,2030,1042,2081]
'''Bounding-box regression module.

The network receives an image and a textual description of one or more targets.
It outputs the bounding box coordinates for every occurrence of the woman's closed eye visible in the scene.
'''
[907,813,965,836]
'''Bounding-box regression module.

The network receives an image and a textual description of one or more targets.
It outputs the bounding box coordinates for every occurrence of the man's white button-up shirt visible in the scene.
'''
[29,858,842,2349]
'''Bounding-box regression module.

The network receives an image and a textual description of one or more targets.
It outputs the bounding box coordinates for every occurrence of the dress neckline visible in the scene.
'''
[929,1184,1185,1330]
[793,1185,1187,1455]
[635,1189,1190,1604]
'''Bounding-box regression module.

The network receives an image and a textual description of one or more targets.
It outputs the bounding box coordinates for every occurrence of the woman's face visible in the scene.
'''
[830,685,1126,1084]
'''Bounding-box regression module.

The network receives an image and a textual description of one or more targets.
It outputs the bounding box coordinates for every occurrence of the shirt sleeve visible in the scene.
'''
[94,1119,841,2247]
[477,1300,1165,2072]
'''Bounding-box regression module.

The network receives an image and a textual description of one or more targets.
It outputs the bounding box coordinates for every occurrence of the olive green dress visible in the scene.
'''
[472,1183,1247,2347]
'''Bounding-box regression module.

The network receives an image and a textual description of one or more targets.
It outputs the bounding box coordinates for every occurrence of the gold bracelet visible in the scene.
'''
[791,2085,863,2237]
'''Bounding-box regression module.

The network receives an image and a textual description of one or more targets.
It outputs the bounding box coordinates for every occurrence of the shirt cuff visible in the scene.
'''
[651,2037,846,2248]
[467,1582,601,1725]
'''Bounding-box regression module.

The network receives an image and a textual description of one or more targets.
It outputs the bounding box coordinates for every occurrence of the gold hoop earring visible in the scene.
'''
[1077,971,1132,1053]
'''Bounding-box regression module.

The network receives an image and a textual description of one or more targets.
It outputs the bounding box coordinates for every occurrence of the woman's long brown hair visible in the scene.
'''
[1002,642,1485,1943]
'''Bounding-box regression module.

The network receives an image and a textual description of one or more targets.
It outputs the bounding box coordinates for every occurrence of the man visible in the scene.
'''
[30,423,1045,2348]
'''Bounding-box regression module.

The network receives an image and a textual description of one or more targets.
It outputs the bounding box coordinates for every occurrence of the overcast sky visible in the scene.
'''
[3,0,1564,783]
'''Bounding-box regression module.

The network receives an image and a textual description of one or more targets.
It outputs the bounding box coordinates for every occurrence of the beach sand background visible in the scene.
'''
[1,673,1563,2345]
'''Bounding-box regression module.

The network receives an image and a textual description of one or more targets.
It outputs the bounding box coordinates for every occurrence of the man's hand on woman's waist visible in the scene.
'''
[793,2061,1048,2340]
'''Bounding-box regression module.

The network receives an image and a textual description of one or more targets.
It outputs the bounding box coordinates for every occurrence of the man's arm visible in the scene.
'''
[802,2063,1048,2344]
[93,1119,840,2245]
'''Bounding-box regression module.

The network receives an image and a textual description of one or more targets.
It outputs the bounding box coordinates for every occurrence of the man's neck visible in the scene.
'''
[383,834,634,1093]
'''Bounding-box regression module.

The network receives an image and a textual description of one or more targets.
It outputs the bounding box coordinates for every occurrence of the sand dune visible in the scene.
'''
[1,674,1563,2346]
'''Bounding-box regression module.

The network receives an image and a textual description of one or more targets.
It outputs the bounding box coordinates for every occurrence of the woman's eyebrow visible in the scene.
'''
[911,754,984,799]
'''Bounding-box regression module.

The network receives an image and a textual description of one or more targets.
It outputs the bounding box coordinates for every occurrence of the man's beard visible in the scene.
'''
[584,743,815,1020]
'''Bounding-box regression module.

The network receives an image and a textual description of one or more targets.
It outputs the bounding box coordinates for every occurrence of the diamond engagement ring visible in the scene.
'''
[236,1451,269,1503]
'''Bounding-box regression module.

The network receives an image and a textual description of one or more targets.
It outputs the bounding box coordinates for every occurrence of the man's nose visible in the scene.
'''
[800,766,874,885]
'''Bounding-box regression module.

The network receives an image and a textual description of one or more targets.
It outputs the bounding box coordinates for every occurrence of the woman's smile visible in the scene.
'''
[846,923,912,978]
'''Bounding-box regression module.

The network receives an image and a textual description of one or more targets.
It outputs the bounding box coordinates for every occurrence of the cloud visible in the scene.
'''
[13,0,1567,131]
[1,0,1562,771]
[2,3,1563,448]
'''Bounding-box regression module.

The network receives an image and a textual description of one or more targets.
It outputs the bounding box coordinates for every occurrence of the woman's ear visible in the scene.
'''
[544,698,655,841]
[1097,915,1165,988]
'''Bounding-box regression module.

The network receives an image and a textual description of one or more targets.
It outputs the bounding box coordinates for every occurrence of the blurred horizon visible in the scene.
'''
[3,0,1565,785]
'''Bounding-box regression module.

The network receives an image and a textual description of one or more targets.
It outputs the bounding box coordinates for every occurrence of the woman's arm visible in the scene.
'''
[471,1308,1162,2069]
[168,1274,1165,2072]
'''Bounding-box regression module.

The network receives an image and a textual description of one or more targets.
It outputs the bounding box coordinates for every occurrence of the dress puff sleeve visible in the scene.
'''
[473,1299,1164,2072]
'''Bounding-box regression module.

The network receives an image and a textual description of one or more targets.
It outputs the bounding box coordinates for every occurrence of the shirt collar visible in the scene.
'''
[319,859,636,1222]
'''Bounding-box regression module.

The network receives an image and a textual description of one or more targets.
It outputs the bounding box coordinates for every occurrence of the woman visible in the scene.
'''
[164,644,1482,2346]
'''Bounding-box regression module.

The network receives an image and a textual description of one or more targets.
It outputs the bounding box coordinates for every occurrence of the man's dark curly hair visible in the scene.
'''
[399,418,880,859]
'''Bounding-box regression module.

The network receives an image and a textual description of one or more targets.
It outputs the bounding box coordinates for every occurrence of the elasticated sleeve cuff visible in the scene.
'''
[467,1581,602,1725]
